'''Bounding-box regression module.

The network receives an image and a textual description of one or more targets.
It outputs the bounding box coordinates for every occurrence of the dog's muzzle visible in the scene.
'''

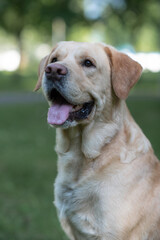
[44,63,94,127]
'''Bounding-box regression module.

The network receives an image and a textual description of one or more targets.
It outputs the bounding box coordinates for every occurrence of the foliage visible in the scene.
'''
[0,0,83,38]
[0,0,84,68]
[0,0,159,52]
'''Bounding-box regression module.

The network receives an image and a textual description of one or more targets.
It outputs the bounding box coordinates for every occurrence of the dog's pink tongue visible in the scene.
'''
[47,104,72,125]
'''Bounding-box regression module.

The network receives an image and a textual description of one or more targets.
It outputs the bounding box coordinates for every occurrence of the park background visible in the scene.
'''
[0,0,160,239]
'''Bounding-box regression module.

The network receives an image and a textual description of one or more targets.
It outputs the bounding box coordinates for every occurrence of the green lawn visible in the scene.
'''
[0,102,68,240]
[0,97,160,240]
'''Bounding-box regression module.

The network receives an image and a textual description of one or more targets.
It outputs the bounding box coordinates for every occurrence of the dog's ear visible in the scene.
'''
[34,55,49,91]
[105,47,142,99]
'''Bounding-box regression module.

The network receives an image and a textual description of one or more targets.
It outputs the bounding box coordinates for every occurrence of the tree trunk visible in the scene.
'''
[17,33,27,71]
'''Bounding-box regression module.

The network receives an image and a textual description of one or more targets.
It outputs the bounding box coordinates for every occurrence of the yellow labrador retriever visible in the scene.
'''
[35,41,160,240]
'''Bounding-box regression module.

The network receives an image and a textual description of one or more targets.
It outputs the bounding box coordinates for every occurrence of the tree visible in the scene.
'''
[0,0,159,70]
[0,0,85,69]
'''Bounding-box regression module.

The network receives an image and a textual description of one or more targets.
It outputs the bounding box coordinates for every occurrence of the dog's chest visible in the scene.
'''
[54,141,124,239]
[54,174,102,239]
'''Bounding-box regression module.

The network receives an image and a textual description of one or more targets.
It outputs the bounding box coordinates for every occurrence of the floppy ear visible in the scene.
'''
[34,55,49,91]
[105,47,143,99]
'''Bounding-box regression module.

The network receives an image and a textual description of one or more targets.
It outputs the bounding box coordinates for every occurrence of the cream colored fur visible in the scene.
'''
[36,41,160,240]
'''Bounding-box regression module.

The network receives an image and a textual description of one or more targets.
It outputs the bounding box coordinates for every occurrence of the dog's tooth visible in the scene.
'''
[75,105,83,111]
[71,104,83,112]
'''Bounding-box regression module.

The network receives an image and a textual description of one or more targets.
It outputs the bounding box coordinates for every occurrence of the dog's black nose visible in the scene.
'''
[45,63,68,80]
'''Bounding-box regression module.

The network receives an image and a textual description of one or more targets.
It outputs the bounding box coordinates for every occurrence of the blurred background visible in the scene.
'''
[0,0,160,239]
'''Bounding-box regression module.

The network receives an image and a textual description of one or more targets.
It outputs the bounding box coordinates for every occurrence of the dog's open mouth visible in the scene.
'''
[47,89,94,125]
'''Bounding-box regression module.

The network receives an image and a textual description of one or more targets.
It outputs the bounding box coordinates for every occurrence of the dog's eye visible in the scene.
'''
[83,59,95,68]
[51,57,58,63]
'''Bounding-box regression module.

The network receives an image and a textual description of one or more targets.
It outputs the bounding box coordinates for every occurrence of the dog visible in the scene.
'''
[35,41,160,240]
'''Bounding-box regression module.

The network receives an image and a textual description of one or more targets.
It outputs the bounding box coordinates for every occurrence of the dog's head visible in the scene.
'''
[35,41,142,128]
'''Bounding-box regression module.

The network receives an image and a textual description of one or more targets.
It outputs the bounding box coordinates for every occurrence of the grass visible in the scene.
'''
[0,102,68,240]
[0,97,160,240]
[0,70,37,92]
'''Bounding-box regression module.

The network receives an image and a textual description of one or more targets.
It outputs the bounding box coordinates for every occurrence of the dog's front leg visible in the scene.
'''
[60,218,77,240]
